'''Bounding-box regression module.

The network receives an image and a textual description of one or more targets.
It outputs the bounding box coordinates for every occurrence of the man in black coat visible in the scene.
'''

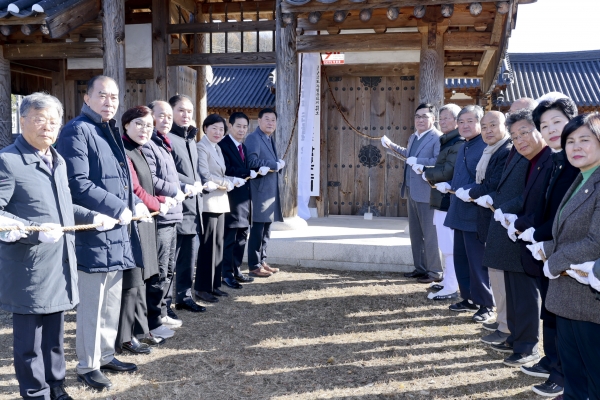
[218,112,258,289]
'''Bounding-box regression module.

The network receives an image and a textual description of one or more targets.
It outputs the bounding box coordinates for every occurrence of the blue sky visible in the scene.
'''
[508,0,599,53]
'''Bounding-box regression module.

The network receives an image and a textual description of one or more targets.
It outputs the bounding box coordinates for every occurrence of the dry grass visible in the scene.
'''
[0,266,543,399]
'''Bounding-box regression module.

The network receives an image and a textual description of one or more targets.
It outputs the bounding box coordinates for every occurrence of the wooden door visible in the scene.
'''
[324,75,416,217]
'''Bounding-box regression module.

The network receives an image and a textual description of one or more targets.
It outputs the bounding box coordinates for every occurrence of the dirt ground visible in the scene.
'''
[0,266,544,399]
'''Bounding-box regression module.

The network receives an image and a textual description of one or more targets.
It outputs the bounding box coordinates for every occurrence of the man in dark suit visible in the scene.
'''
[218,112,257,289]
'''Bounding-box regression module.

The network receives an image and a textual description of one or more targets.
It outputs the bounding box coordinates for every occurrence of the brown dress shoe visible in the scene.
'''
[249,267,272,277]
[262,262,279,273]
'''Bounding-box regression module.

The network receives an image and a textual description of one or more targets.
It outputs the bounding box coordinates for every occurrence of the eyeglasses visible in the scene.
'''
[415,114,433,120]
[29,116,60,129]
[510,129,534,141]
[134,120,154,131]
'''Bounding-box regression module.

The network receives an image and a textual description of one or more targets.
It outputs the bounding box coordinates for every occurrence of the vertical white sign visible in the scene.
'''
[310,63,321,196]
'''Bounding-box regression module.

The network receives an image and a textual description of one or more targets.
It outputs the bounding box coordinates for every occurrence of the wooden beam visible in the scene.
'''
[297,32,421,53]
[167,52,276,66]
[11,64,53,79]
[200,1,276,16]
[11,59,61,72]
[0,47,11,149]
[283,0,496,13]
[445,65,480,78]
[477,11,504,80]
[0,16,45,25]
[51,60,66,122]
[167,20,275,34]
[477,50,495,76]
[3,42,103,59]
[324,63,419,77]
[65,68,153,81]
[444,32,495,50]
[44,0,100,39]
[102,0,126,118]
[171,0,196,14]
[146,0,169,103]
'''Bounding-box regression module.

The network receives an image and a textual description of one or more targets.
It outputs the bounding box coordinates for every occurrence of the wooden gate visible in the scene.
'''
[323,75,416,217]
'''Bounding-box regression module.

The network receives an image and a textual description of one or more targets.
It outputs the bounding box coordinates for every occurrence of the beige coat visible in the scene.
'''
[196,135,231,214]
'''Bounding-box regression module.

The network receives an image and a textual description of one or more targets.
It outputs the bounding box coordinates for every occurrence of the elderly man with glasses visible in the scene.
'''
[381,103,442,282]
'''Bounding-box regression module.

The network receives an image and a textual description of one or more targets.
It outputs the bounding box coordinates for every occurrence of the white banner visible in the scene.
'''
[297,52,321,220]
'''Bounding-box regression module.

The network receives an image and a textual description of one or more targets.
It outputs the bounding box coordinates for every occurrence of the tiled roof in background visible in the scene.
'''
[0,0,82,19]
[207,66,275,109]
[497,50,600,107]
[445,78,480,90]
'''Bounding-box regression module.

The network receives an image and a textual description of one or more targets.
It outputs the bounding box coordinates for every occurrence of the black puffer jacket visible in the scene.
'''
[423,129,464,211]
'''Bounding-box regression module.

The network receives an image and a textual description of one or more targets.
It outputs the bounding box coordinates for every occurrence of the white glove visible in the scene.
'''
[411,164,424,174]
[455,188,471,203]
[435,182,451,194]
[159,202,170,216]
[204,181,218,192]
[258,166,270,176]
[174,190,186,203]
[589,265,600,291]
[135,203,154,223]
[232,177,246,187]
[507,221,518,242]
[193,181,204,191]
[250,170,258,179]
[93,214,118,232]
[544,260,560,280]
[526,242,546,261]
[225,180,235,192]
[381,135,392,149]
[422,173,429,182]
[0,216,27,242]
[567,269,590,285]
[570,261,594,285]
[38,223,63,244]
[475,195,494,209]
[164,197,177,209]
[518,227,536,243]
[119,208,133,225]
[406,156,417,166]
[276,160,285,171]
[185,184,200,197]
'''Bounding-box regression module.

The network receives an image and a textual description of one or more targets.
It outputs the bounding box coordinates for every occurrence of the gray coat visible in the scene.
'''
[482,152,529,272]
[389,128,441,203]
[245,127,283,223]
[0,136,95,314]
[197,136,231,214]
[544,168,600,324]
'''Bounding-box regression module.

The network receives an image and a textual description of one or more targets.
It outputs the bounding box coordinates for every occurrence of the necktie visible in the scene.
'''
[238,144,245,162]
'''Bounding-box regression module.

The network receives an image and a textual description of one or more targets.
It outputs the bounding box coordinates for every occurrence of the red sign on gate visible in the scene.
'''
[321,52,345,65]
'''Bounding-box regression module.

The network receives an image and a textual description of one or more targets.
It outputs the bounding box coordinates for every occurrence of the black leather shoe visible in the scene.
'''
[212,288,229,297]
[404,270,428,279]
[139,334,166,346]
[235,273,254,283]
[77,370,112,390]
[175,298,207,312]
[50,384,73,400]
[195,291,219,303]
[100,357,138,373]
[122,338,152,354]
[223,277,243,289]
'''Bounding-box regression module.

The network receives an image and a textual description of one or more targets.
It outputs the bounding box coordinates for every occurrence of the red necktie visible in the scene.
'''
[238,144,245,162]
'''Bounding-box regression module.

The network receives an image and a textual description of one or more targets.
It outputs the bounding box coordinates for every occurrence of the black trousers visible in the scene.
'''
[174,232,198,305]
[453,229,494,308]
[13,312,65,400]
[116,285,149,348]
[556,316,600,400]
[145,274,164,331]
[248,222,271,270]
[157,223,177,315]
[504,270,541,354]
[195,212,225,293]
[539,276,563,386]
[222,226,248,280]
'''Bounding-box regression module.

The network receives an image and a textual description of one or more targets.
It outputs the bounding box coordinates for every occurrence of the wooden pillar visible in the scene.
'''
[417,14,447,111]
[51,60,66,124]
[102,0,127,120]
[275,3,299,219]
[147,0,169,104]
[0,47,11,149]
[194,5,207,137]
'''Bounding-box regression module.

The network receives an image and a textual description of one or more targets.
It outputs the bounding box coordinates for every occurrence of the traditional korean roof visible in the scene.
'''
[207,66,276,109]
[0,0,82,19]
[445,78,480,90]
[496,50,600,107]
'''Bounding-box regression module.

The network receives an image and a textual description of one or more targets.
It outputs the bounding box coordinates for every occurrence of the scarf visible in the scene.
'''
[476,135,510,184]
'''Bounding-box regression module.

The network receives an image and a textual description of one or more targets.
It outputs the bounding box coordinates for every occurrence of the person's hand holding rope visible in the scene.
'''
[0,215,27,242]
[119,208,133,226]
[135,203,154,223]
[93,214,118,231]
[38,223,64,243]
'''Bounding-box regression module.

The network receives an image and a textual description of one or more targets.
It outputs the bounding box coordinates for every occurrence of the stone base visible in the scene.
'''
[271,215,309,231]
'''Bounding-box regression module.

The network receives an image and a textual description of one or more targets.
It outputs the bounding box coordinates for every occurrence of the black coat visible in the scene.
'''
[468,139,512,243]
[218,135,252,228]
[124,139,160,285]
[482,152,529,272]
[168,124,203,235]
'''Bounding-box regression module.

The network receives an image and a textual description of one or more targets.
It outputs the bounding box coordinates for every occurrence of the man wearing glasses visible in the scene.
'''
[381,103,443,282]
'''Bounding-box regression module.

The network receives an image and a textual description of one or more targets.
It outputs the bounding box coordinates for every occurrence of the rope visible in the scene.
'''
[281,54,303,161]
